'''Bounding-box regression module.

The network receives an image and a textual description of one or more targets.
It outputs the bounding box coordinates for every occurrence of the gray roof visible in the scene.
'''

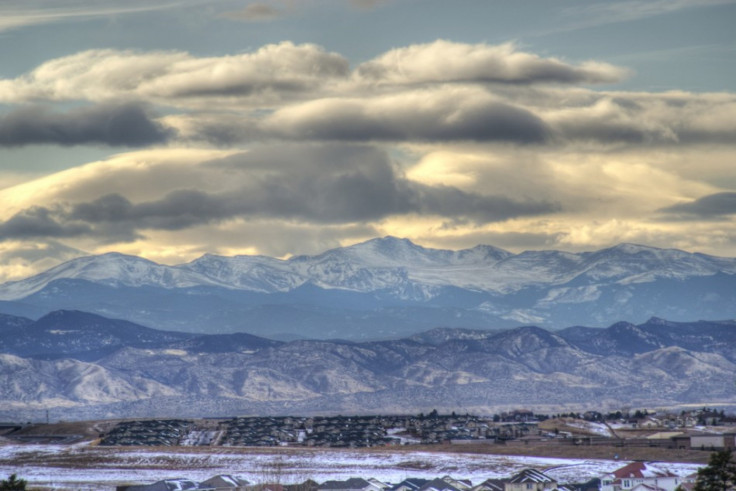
[508,469,556,484]
[319,478,372,490]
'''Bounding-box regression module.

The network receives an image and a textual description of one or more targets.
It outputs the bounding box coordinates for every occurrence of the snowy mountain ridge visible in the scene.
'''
[0,236,734,336]
[1,236,733,300]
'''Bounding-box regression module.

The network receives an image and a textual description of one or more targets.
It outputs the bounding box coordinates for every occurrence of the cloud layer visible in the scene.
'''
[355,41,628,86]
[0,43,349,106]
[0,103,172,147]
[0,39,735,278]
[0,144,559,244]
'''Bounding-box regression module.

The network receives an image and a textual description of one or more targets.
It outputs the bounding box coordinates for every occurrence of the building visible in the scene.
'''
[600,462,682,491]
[505,469,557,491]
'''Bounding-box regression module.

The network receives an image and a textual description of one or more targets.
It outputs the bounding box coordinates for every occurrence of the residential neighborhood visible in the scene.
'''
[3,409,734,490]
[114,464,702,491]
[96,409,736,452]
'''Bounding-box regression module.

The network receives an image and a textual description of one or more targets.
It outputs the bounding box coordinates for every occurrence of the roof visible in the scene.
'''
[320,478,372,490]
[391,479,430,491]
[630,484,667,491]
[472,479,505,491]
[611,462,677,479]
[508,469,556,484]
[123,479,200,491]
[417,478,463,491]
[200,475,249,488]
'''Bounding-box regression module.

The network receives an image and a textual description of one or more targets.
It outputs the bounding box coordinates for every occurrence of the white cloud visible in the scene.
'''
[553,0,736,33]
[0,0,206,32]
[0,43,349,107]
[355,40,628,86]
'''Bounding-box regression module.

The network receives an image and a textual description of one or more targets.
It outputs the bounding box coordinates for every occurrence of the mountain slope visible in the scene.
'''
[0,237,735,337]
[1,313,735,420]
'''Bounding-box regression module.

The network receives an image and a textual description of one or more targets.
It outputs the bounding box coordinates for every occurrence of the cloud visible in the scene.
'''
[555,0,736,33]
[659,192,736,219]
[262,88,550,143]
[165,85,736,148]
[0,43,349,107]
[541,91,736,146]
[0,0,203,33]
[0,144,559,244]
[0,240,86,283]
[355,40,628,86]
[0,103,173,147]
[222,3,284,22]
[0,41,628,112]
[202,144,560,223]
[0,206,91,239]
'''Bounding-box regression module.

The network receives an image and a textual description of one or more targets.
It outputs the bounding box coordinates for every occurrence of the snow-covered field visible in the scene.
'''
[0,443,703,490]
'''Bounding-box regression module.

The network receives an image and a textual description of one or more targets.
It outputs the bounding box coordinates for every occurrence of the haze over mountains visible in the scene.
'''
[0,237,734,339]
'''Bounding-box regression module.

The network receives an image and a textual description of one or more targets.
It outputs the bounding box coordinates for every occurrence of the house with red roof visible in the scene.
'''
[600,462,683,491]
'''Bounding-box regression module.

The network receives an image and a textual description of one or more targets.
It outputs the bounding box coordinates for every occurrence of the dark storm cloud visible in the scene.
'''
[71,191,237,231]
[659,192,736,220]
[0,144,560,241]
[412,185,560,222]
[0,103,173,147]
[209,145,559,222]
[265,95,551,143]
[0,206,91,239]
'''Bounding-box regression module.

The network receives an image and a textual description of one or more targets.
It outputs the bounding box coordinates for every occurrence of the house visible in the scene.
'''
[390,478,430,491]
[285,480,320,491]
[117,478,200,491]
[564,478,599,491]
[200,475,250,489]
[319,478,385,491]
[471,479,505,491]
[440,476,472,491]
[599,462,682,491]
[367,478,391,490]
[505,469,557,491]
[416,478,463,491]
[249,485,285,491]
[690,434,736,450]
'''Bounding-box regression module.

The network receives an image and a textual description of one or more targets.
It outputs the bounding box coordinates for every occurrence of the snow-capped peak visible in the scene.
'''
[0,252,216,300]
[0,237,735,303]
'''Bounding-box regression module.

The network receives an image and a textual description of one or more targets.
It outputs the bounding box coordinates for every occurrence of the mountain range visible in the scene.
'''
[1,309,735,421]
[0,236,735,339]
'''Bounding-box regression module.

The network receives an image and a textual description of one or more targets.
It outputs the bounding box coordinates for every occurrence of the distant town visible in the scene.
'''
[85,408,736,451]
[3,408,735,490]
[5,407,734,451]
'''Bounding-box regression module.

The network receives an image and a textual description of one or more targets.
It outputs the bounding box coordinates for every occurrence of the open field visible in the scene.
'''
[1,440,706,491]
[0,418,714,490]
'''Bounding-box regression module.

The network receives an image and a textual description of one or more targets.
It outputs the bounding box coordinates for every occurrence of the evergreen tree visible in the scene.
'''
[694,449,736,491]
[0,474,26,491]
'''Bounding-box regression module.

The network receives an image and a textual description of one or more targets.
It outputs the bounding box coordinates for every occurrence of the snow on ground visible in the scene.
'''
[0,443,703,491]
[563,421,613,437]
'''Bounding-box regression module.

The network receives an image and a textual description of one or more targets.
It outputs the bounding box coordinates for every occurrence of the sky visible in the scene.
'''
[0,0,735,282]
